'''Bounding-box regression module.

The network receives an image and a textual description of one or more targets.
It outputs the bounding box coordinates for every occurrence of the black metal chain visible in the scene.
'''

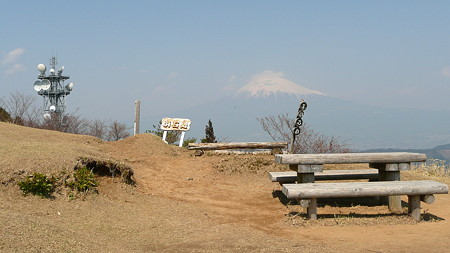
[290,100,307,154]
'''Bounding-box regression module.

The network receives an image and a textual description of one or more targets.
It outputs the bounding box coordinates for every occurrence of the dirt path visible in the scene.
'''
[1,125,449,252]
[102,135,450,252]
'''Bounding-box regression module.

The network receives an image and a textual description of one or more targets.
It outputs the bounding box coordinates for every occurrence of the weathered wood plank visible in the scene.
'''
[269,169,379,183]
[282,181,448,199]
[187,142,288,150]
[275,152,427,165]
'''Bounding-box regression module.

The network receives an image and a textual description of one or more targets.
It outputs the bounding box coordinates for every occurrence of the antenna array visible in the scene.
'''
[33,56,74,119]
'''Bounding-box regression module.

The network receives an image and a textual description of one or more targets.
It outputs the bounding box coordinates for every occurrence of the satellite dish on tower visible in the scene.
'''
[65,82,74,91]
[41,79,51,90]
[33,56,74,119]
[58,66,64,76]
[37,64,46,73]
[33,80,42,91]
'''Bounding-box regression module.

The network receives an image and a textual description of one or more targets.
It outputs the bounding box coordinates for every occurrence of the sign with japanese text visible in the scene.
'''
[160,117,191,131]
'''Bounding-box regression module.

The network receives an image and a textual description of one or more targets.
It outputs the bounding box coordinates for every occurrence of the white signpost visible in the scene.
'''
[160,117,191,147]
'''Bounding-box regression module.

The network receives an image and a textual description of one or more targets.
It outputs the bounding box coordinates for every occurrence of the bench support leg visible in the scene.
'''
[408,195,421,221]
[307,198,318,220]
[380,170,402,212]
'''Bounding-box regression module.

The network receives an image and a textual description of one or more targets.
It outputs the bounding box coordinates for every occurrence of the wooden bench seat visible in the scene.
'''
[188,142,288,156]
[269,169,379,183]
[274,152,428,212]
[282,180,448,220]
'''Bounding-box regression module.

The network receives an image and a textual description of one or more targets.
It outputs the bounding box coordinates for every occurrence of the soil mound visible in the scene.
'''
[101,133,187,161]
[0,122,104,184]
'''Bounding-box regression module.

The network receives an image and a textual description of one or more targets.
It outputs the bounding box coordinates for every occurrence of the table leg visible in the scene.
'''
[384,171,402,212]
[297,172,314,184]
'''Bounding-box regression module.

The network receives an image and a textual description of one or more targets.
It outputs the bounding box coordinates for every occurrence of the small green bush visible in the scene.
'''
[182,137,197,147]
[18,173,55,198]
[67,167,98,192]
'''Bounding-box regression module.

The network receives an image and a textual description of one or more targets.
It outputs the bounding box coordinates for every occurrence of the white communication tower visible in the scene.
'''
[33,56,74,119]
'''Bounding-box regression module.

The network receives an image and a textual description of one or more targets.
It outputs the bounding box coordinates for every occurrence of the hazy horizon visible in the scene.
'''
[1,1,449,149]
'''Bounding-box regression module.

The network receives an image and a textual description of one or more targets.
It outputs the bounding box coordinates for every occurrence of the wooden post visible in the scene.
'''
[373,163,402,212]
[290,164,316,184]
[408,195,421,221]
[307,198,318,220]
[134,100,140,135]
[298,173,315,184]
[385,171,402,212]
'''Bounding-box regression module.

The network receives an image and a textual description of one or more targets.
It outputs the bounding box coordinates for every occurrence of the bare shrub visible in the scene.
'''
[257,113,351,154]
[0,92,38,125]
[62,113,90,134]
[87,119,107,140]
[37,111,89,135]
[107,120,131,141]
[1,92,130,141]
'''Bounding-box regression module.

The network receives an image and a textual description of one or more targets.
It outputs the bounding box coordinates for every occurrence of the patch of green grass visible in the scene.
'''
[18,173,55,198]
[67,167,98,193]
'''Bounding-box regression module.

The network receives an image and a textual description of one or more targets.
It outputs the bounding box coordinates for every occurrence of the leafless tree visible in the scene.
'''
[257,113,351,154]
[87,119,107,140]
[23,106,43,128]
[62,113,90,134]
[107,120,131,141]
[1,92,131,141]
[0,92,38,125]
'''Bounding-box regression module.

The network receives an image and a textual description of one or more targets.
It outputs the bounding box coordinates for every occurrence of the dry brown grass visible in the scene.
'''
[405,160,450,187]
[2,122,450,252]
[0,122,106,185]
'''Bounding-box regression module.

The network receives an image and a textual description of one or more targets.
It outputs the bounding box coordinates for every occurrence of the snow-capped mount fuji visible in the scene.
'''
[143,72,450,150]
[235,71,326,98]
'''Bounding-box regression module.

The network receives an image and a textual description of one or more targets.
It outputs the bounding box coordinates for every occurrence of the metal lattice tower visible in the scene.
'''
[33,56,74,119]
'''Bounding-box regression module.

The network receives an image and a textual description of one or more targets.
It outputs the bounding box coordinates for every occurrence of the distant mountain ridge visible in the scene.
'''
[143,75,450,150]
[362,143,450,162]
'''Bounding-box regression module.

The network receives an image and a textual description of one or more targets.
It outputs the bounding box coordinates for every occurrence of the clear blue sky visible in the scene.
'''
[1,1,449,132]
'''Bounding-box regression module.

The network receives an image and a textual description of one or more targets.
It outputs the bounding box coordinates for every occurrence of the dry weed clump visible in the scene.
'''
[411,159,449,178]
[213,156,286,175]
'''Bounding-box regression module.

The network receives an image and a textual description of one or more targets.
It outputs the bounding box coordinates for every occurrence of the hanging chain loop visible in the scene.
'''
[290,100,307,154]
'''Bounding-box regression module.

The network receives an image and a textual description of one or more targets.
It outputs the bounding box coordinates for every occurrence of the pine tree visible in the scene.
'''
[0,107,12,122]
[202,119,217,143]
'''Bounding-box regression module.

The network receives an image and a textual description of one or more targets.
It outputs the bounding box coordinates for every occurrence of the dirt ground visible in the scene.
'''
[1,122,450,252]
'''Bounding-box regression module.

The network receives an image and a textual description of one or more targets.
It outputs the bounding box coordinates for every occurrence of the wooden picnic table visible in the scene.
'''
[275,152,428,212]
